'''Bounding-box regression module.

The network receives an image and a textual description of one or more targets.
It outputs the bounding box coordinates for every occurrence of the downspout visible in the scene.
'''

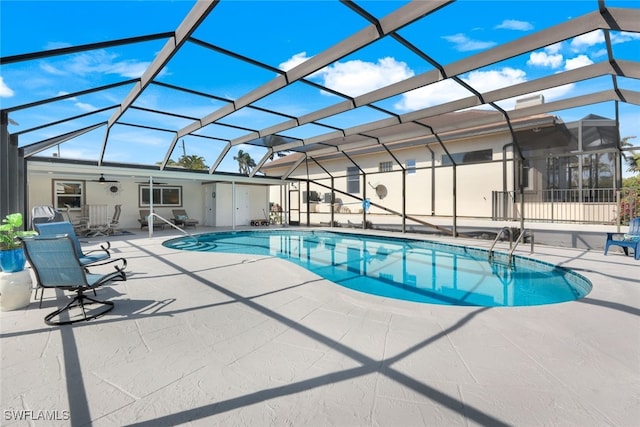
[426,145,435,216]
[232,180,236,230]
[305,179,310,226]
[342,151,366,229]
[502,142,514,220]
[305,158,311,226]
[148,176,154,238]
[330,176,335,227]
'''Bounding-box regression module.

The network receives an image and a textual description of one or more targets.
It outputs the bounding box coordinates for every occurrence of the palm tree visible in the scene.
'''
[178,155,207,170]
[622,136,639,174]
[233,150,255,175]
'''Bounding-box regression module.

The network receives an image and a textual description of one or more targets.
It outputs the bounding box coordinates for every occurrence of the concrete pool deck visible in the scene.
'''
[1,226,638,426]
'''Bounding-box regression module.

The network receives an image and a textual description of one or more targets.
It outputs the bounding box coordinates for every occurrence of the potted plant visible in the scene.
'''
[0,213,36,272]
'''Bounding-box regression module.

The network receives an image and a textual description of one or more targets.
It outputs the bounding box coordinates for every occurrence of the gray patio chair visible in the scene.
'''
[20,235,126,325]
[172,209,199,228]
[33,221,126,307]
[138,210,166,230]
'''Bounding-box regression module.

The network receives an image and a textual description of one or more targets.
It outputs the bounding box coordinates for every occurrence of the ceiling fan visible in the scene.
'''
[92,174,119,184]
[135,178,168,185]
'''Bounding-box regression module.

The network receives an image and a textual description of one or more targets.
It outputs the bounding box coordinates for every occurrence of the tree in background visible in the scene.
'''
[156,155,208,170]
[622,136,639,174]
[178,154,207,170]
[233,150,256,175]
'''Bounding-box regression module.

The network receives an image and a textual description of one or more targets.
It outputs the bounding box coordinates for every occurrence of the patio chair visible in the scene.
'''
[138,210,166,230]
[20,235,126,325]
[604,217,640,260]
[104,204,122,235]
[172,209,199,228]
[33,221,126,307]
[30,205,64,229]
[64,204,90,236]
[86,204,110,236]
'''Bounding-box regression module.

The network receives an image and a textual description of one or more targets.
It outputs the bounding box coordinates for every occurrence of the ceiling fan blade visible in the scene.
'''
[136,180,167,185]
[92,174,119,183]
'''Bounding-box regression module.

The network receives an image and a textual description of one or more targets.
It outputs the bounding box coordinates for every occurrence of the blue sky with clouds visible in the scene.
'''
[1,0,638,174]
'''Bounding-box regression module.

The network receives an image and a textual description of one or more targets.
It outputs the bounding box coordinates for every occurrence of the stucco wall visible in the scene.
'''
[27,174,268,228]
[266,135,514,221]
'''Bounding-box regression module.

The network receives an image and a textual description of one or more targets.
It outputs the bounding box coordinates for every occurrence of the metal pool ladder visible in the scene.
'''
[488,227,534,265]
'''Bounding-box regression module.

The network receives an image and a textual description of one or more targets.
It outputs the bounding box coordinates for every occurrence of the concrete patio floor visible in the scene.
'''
[1,226,639,426]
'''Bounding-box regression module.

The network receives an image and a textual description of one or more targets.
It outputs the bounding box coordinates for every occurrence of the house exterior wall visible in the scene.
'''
[24,167,269,230]
[266,131,517,223]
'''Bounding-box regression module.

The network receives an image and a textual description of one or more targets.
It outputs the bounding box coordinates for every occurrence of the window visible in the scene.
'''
[53,180,85,210]
[139,185,182,207]
[441,149,493,166]
[379,161,393,172]
[347,167,360,194]
[406,159,416,174]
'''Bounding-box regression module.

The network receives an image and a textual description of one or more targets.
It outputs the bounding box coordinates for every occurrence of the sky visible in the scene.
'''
[1,0,639,175]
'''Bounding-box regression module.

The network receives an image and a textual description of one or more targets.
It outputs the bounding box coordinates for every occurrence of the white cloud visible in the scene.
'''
[570,30,604,51]
[538,83,575,101]
[74,102,96,112]
[495,19,533,31]
[466,67,527,92]
[545,42,563,55]
[394,67,527,112]
[612,31,640,44]
[0,77,14,97]
[564,54,594,70]
[442,33,497,52]
[279,52,312,72]
[41,50,150,78]
[527,51,563,68]
[315,57,414,97]
[40,62,67,76]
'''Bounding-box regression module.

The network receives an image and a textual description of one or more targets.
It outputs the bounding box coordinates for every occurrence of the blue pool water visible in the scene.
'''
[163,230,592,307]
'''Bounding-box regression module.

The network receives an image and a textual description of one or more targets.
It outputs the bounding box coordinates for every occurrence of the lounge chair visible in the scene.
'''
[64,204,90,236]
[33,221,126,306]
[105,204,122,235]
[172,209,199,228]
[138,210,165,230]
[30,205,64,229]
[20,235,126,325]
[604,217,640,260]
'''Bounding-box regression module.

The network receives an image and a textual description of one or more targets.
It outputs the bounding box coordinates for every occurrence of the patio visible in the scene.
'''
[1,227,638,426]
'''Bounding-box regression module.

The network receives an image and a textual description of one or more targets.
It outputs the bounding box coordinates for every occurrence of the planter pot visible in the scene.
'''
[0,269,33,311]
[0,248,26,273]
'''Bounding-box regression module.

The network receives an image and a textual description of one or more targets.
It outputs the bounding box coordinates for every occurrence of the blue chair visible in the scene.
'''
[20,236,126,325]
[604,217,640,260]
[33,221,125,307]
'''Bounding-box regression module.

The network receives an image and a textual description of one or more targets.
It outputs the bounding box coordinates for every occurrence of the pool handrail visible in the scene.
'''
[147,212,199,243]
[508,229,534,264]
[488,227,513,262]
[489,227,535,265]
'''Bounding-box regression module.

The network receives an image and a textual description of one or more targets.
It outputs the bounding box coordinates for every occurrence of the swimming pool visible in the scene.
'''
[163,230,592,307]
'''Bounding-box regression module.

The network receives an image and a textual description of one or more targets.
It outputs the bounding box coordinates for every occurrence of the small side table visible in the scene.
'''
[0,269,33,311]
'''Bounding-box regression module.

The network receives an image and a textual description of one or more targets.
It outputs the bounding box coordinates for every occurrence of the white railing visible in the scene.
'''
[492,188,638,224]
